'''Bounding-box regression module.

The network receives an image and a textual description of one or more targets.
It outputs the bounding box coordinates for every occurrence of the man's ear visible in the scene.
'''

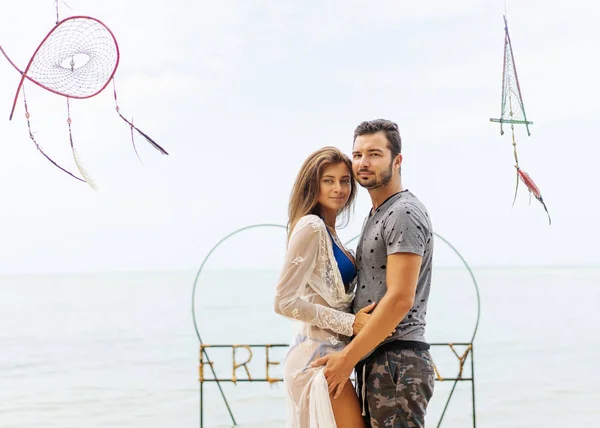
[394,154,403,170]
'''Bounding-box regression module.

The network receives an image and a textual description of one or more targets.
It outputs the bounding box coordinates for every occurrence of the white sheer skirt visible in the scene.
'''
[283,325,347,428]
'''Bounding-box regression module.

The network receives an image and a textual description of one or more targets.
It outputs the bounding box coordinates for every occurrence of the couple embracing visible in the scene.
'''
[274,119,435,428]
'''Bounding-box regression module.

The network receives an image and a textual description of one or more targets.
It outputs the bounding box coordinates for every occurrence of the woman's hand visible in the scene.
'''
[352,302,376,335]
[352,302,396,337]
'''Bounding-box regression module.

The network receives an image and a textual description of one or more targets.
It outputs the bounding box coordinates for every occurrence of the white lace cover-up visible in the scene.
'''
[274,215,357,428]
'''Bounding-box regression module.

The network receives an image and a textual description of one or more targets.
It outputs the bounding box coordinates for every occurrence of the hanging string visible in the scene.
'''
[113,78,142,163]
[55,0,60,24]
[507,96,519,169]
[112,77,169,158]
[507,92,521,206]
[510,124,521,207]
[21,85,84,182]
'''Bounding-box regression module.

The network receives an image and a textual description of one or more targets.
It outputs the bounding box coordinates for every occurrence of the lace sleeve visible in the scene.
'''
[273,216,355,337]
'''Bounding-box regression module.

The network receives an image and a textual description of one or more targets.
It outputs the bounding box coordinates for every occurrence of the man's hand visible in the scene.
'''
[352,302,377,335]
[310,351,355,399]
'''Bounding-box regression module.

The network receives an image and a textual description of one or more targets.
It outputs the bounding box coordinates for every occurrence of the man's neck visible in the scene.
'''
[369,181,404,211]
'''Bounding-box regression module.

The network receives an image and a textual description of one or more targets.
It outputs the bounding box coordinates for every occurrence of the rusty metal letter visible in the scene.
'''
[232,345,253,383]
[265,344,281,383]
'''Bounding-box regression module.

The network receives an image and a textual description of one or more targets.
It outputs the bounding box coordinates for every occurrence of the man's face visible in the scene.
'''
[352,131,401,189]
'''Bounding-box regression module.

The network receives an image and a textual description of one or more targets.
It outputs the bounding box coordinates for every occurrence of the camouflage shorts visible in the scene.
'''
[356,347,435,428]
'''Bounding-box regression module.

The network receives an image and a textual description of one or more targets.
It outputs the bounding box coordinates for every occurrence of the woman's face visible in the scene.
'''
[316,162,352,215]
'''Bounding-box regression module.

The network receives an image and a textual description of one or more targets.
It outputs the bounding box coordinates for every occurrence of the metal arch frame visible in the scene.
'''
[192,224,481,427]
[191,224,286,427]
[191,223,287,349]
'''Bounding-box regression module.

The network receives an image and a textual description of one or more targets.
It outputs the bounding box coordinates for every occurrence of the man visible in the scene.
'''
[312,119,435,427]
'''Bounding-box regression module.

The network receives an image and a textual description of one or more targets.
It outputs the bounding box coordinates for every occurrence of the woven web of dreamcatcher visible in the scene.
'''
[0,14,167,189]
[24,16,118,99]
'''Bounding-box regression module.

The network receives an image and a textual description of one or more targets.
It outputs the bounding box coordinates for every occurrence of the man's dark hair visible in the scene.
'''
[353,119,402,158]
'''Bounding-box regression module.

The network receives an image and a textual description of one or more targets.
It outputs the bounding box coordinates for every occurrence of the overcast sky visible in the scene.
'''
[0,0,598,274]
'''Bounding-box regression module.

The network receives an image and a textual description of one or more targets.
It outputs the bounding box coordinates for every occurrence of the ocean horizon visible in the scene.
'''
[1,266,598,427]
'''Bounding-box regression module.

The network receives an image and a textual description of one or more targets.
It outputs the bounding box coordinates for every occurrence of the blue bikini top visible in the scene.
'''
[325,227,357,287]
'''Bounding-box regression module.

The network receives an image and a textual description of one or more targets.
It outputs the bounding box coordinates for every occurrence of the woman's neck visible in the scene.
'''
[320,210,337,230]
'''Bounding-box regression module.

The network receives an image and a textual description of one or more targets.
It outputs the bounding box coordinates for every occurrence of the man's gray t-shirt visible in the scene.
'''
[352,190,434,359]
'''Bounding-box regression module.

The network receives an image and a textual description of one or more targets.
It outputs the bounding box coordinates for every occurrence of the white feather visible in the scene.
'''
[71,146,98,191]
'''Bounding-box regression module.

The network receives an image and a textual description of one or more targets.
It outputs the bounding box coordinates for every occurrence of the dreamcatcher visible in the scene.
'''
[0,4,168,189]
[490,15,551,225]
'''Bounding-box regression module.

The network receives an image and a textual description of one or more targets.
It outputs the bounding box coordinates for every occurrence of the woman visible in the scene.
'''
[274,146,374,428]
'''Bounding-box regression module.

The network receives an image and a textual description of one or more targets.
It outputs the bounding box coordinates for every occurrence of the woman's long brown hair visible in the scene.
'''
[287,146,357,242]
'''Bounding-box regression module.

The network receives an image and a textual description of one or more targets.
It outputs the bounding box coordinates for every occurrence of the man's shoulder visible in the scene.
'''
[390,193,430,219]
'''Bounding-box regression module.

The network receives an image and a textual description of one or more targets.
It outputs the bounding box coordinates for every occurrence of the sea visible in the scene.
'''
[1,266,598,428]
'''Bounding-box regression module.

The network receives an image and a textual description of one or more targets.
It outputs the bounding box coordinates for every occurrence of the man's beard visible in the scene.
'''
[358,165,393,190]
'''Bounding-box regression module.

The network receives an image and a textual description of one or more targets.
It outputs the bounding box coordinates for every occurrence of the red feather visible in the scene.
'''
[516,167,551,225]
